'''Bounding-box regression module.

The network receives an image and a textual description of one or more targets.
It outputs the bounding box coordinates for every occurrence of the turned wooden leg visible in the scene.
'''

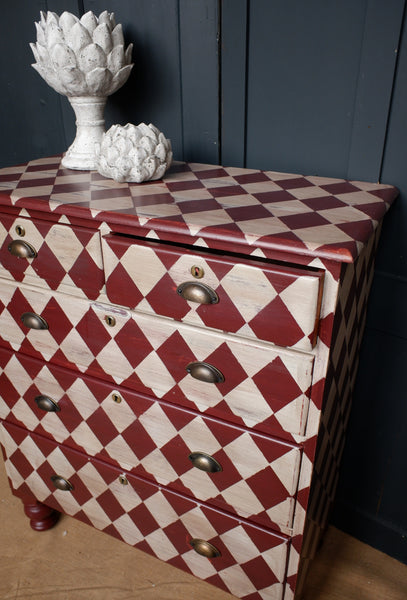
[23,500,60,531]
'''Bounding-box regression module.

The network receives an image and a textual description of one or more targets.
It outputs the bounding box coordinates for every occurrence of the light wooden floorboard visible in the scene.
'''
[0,457,406,599]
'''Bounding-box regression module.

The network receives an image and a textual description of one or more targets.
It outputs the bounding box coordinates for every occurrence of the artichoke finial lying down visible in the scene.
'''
[97,123,173,183]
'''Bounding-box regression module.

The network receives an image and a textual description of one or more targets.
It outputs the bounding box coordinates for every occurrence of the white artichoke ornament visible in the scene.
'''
[97,123,173,183]
[30,10,134,170]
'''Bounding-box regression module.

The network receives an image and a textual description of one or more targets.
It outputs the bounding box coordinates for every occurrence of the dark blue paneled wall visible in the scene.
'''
[1,0,407,565]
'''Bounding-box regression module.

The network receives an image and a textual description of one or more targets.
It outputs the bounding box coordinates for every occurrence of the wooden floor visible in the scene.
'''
[1,459,406,600]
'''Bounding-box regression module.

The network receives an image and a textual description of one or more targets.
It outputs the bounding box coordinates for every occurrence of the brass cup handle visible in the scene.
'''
[35,395,60,413]
[186,361,224,384]
[20,312,49,330]
[189,451,222,473]
[8,239,37,259]
[50,475,73,492]
[177,281,218,305]
[190,538,221,558]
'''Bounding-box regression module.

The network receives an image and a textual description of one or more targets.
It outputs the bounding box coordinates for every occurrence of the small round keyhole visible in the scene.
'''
[191,265,204,279]
[15,225,26,237]
[112,392,122,404]
[105,315,116,327]
[119,475,128,485]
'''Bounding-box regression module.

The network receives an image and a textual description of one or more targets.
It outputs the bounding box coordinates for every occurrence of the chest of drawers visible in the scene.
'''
[0,157,397,599]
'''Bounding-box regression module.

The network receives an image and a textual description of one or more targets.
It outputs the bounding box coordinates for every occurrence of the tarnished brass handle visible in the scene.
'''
[20,312,49,330]
[186,361,224,384]
[189,452,222,473]
[50,475,73,492]
[35,395,60,413]
[177,281,218,305]
[190,538,221,558]
[8,239,37,259]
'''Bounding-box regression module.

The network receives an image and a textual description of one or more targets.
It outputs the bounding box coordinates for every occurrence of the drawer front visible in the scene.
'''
[0,212,104,298]
[0,348,300,533]
[0,280,314,438]
[102,234,324,351]
[1,421,289,600]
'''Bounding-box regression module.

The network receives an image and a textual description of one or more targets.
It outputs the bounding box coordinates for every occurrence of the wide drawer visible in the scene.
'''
[0,348,301,534]
[0,212,104,299]
[1,421,289,600]
[0,280,314,438]
[102,234,324,351]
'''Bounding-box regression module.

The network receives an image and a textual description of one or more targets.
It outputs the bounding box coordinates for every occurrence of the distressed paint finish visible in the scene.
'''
[0,157,397,599]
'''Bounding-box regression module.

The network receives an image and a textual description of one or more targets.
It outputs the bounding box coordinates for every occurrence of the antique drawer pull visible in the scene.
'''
[189,451,222,473]
[190,538,221,558]
[177,281,218,305]
[8,239,37,259]
[20,312,49,330]
[50,475,73,492]
[186,361,224,384]
[34,395,60,413]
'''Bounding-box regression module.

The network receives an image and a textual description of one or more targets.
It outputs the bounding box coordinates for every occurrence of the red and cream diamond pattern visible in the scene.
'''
[0,156,397,264]
[1,421,289,600]
[101,234,324,351]
[0,347,302,534]
[0,212,104,299]
[0,279,314,440]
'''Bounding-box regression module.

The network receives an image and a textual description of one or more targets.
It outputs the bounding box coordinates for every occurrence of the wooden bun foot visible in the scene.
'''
[23,501,60,531]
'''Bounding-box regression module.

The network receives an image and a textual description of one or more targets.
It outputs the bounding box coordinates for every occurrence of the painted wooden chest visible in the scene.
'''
[0,156,397,599]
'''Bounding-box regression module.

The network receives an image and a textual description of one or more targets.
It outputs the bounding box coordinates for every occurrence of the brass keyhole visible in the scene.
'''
[191,265,204,279]
[105,315,116,327]
[119,475,128,485]
[112,392,122,404]
[15,225,26,237]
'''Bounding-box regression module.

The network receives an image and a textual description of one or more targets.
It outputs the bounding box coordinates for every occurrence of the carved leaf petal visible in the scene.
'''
[50,43,77,69]
[78,43,107,74]
[107,45,124,73]
[111,24,124,47]
[59,11,79,37]
[30,43,40,64]
[46,12,59,28]
[98,11,113,29]
[65,21,93,54]
[93,23,113,54]
[35,22,46,47]
[46,21,65,49]
[109,64,133,94]
[32,64,66,95]
[59,67,86,95]
[124,43,133,65]
[140,136,156,154]
[80,11,98,35]
[143,156,159,179]
[85,67,113,94]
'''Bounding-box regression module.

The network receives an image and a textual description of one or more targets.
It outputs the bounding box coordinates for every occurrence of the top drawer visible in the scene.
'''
[0,213,104,299]
[102,234,324,351]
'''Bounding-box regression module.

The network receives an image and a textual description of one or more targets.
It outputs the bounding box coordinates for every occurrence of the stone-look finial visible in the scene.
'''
[97,123,173,183]
[30,10,134,170]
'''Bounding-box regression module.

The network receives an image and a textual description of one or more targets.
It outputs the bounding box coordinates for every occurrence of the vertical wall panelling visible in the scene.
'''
[244,1,368,176]
[83,0,184,159]
[178,0,220,163]
[220,0,248,167]
[332,3,407,564]
[0,0,74,167]
[346,0,405,181]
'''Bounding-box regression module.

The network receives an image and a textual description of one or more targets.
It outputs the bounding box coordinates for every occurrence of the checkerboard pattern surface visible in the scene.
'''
[0,155,397,263]
[102,234,324,351]
[0,347,304,534]
[1,421,289,600]
[0,279,314,441]
[0,212,104,299]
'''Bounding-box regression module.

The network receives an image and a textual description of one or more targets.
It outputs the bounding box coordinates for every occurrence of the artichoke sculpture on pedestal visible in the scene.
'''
[97,123,173,183]
[30,10,134,170]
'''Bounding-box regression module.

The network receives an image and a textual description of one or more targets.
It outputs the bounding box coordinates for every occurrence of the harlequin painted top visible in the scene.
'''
[0,155,398,263]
